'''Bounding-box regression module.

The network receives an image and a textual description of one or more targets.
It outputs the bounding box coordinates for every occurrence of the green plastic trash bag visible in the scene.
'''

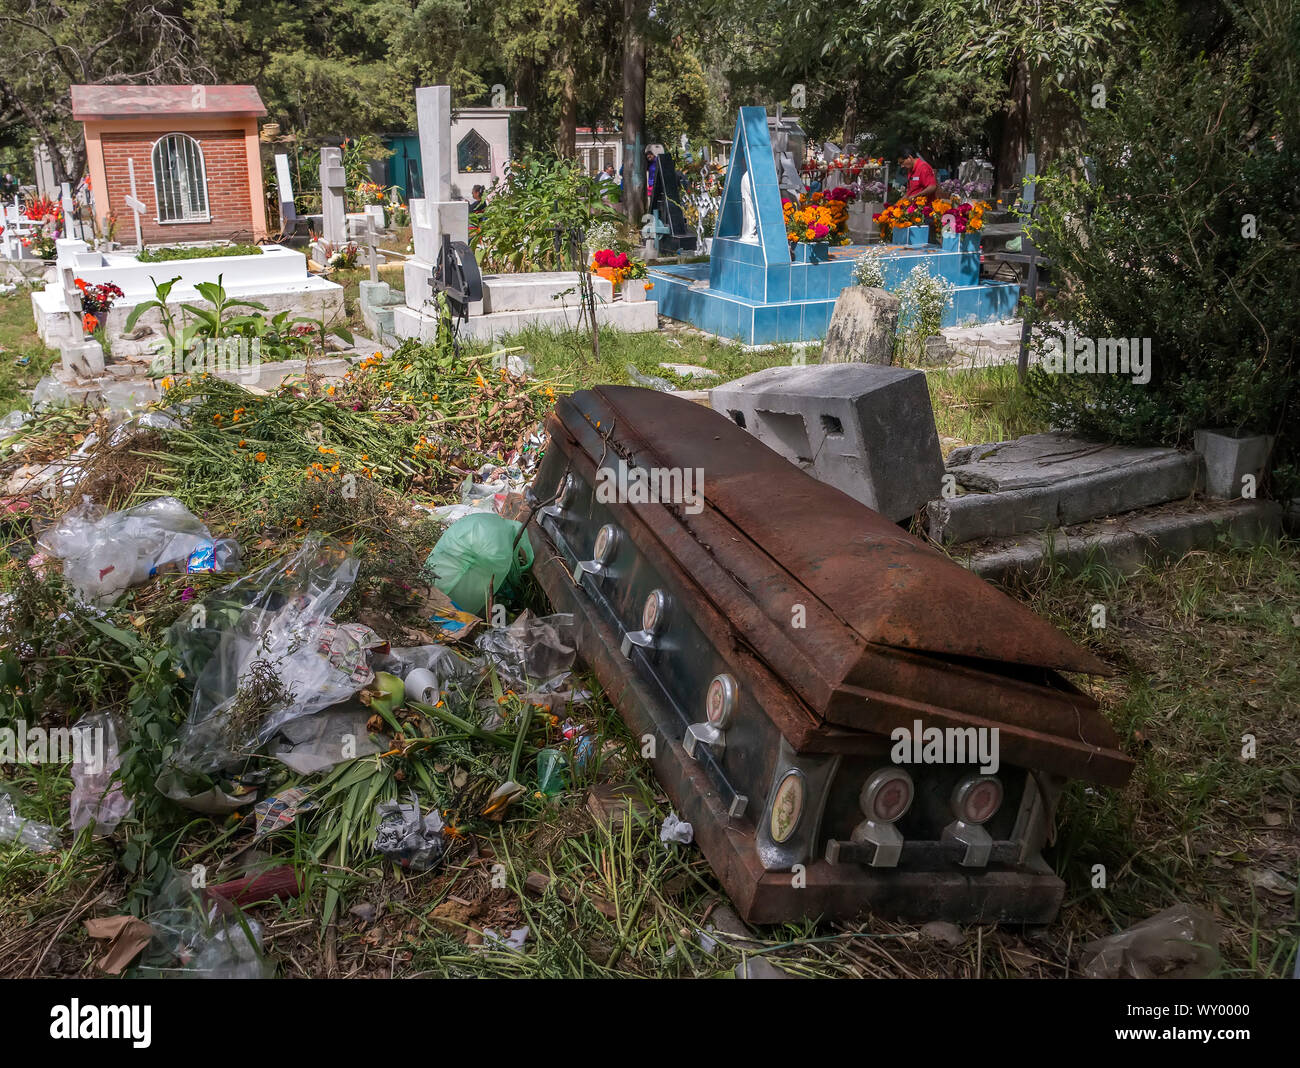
[422,513,533,616]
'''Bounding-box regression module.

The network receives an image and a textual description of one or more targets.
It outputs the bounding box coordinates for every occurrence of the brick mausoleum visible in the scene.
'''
[71,84,269,245]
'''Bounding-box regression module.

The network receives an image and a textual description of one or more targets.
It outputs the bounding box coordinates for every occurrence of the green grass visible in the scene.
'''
[0,288,57,410]
[0,276,1293,979]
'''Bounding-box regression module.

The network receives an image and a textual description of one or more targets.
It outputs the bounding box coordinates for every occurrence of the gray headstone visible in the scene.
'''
[709,363,944,521]
[320,147,347,247]
[821,287,900,365]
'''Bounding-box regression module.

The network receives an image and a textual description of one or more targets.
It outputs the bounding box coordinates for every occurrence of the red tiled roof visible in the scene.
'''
[71,85,267,121]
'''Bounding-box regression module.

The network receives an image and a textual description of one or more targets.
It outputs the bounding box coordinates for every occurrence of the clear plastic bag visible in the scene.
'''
[422,513,533,616]
[137,871,273,979]
[0,786,62,852]
[166,537,380,775]
[31,376,71,412]
[37,496,239,606]
[1079,904,1223,979]
[70,712,133,836]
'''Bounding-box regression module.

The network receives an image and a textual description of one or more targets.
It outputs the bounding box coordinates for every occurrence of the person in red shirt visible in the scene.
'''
[898,146,938,200]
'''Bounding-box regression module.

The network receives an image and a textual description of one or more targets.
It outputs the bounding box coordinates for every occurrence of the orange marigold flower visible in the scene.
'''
[255,452,267,462]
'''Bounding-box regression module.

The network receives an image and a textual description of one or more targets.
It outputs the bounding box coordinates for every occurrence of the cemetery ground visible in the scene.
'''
[0,287,1296,979]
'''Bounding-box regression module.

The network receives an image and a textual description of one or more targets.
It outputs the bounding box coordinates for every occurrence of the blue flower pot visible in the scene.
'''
[895,226,928,247]
[942,231,981,253]
[792,241,830,263]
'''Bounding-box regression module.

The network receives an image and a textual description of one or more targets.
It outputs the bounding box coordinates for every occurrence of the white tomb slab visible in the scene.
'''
[32,243,344,351]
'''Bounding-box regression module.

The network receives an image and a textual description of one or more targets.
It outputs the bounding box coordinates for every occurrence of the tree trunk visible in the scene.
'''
[995,54,1031,198]
[621,0,647,226]
[558,31,578,157]
[842,76,859,146]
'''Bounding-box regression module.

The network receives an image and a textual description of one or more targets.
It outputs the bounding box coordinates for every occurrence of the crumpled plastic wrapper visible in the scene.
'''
[1080,904,1223,979]
[480,926,529,953]
[475,611,577,691]
[660,811,694,845]
[374,795,446,873]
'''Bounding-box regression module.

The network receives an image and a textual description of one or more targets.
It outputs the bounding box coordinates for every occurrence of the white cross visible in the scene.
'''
[365,219,379,283]
[124,158,146,250]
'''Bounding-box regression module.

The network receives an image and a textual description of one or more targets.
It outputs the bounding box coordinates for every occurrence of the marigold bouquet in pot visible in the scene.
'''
[873,196,929,239]
[591,247,632,285]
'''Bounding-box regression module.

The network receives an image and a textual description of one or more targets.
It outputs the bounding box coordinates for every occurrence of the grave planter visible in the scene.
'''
[941,232,981,254]
[624,281,649,303]
[893,226,929,247]
[791,241,829,263]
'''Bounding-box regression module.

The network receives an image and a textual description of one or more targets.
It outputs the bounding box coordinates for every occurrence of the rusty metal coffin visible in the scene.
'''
[526,385,1134,924]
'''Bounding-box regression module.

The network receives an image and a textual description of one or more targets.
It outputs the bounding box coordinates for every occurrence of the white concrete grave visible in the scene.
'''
[32,240,343,351]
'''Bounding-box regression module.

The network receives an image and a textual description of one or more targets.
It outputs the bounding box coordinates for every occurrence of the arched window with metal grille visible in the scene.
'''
[151,133,210,223]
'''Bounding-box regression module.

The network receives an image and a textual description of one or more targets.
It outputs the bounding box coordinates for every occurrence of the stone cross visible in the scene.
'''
[365,219,379,283]
[61,267,81,330]
[59,265,104,377]
[411,86,468,264]
[123,158,146,250]
[320,146,348,248]
[60,182,77,241]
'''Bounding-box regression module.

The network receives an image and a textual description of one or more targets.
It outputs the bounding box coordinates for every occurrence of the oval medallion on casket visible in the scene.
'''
[769,770,805,843]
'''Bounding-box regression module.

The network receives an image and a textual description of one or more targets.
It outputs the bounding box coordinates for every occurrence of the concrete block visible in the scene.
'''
[403,260,434,311]
[927,451,1203,545]
[1194,429,1274,499]
[358,280,392,308]
[820,286,899,365]
[362,304,396,337]
[710,363,943,521]
[60,339,105,378]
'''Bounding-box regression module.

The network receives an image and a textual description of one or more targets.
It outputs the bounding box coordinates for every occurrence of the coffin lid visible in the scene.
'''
[558,386,1112,679]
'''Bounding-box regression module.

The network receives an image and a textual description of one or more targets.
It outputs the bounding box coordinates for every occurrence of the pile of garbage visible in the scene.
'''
[0,335,626,977]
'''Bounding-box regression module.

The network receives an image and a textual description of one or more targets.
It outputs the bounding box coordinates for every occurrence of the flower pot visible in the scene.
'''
[594,266,621,286]
[894,226,929,247]
[624,282,648,303]
[941,231,981,254]
[792,241,829,263]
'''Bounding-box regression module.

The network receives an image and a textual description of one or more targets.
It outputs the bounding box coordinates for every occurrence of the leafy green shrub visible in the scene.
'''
[137,244,264,263]
[1025,1,1299,493]
[473,155,622,273]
